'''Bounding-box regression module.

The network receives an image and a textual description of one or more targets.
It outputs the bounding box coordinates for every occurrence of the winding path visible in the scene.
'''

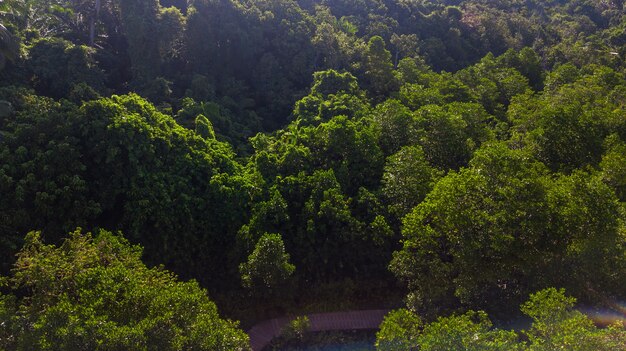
[247,309,390,351]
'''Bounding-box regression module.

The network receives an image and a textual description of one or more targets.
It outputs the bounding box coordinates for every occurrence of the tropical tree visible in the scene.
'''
[0,229,251,351]
[391,142,626,314]
[382,145,439,219]
[239,233,295,294]
[522,288,626,351]
[376,309,422,351]
[364,35,398,100]
[375,288,626,351]
[0,22,18,70]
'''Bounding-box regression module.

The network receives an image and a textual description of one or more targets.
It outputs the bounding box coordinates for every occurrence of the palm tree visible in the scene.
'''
[0,23,18,70]
[0,0,22,70]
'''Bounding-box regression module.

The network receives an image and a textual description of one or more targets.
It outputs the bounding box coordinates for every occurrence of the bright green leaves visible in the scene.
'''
[0,91,99,272]
[508,65,626,172]
[543,172,626,298]
[372,99,416,155]
[392,142,626,313]
[382,145,439,219]
[456,53,531,118]
[376,309,422,351]
[522,288,626,351]
[311,69,360,97]
[294,69,369,125]
[376,309,520,351]
[521,288,578,336]
[377,289,626,351]
[418,311,521,351]
[239,233,295,291]
[600,135,626,201]
[195,114,216,139]
[2,229,250,351]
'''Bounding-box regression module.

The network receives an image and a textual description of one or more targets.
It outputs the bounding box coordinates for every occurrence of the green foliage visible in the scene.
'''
[293,70,370,127]
[195,113,216,139]
[0,278,16,350]
[157,6,185,61]
[281,316,311,341]
[496,48,544,91]
[371,99,416,155]
[176,97,260,151]
[239,233,295,290]
[76,94,252,286]
[418,311,521,351]
[0,91,252,288]
[398,83,445,111]
[240,167,391,282]
[456,53,531,118]
[140,76,172,103]
[309,115,384,194]
[2,229,250,350]
[600,135,626,201]
[364,36,398,100]
[391,142,626,313]
[120,0,161,82]
[26,38,104,98]
[522,288,626,351]
[242,110,396,284]
[68,82,101,103]
[311,69,360,97]
[382,145,439,219]
[377,289,626,351]
[376,309,422,351]
[509,65,625,172]
[0,23,19,70]
[0,90,100,272]
[413,103,494,170]
[2,0,626,333]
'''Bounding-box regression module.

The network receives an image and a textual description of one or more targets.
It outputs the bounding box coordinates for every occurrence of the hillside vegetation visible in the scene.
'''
[0,0,625,349]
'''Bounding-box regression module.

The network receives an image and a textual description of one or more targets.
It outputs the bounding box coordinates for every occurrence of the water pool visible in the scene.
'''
[277,341,374,351]
[271,331,375,351]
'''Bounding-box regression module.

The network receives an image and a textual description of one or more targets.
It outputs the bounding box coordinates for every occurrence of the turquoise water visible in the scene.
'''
[279,341,374,351]
[271,330,376,351]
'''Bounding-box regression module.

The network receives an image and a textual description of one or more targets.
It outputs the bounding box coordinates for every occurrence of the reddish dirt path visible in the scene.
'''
[247,309,389,351]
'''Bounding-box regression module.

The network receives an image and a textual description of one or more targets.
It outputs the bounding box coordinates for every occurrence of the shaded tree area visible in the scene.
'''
[0,90,254,290]
[1,0,624,152]
[0,0,625,344]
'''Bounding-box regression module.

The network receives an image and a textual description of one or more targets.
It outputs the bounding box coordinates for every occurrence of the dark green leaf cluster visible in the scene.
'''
[0,91,252,288]
[2,0,624,149]
[0,0,625,342]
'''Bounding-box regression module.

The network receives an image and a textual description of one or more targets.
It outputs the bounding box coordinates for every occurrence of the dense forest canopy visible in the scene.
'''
[0,0,625,349]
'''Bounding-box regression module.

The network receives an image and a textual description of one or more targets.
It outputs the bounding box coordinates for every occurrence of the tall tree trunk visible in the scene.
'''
[89,0,101,46]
